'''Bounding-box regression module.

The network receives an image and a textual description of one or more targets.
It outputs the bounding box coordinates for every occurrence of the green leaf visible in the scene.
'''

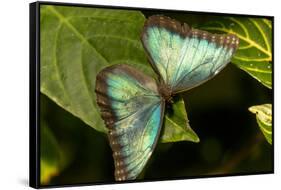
[40,121,61,184]
[249,104,272,144]
[161,96,199,143]
[40,5,198,143]
[202,17,272,89]
[40,5,152,133]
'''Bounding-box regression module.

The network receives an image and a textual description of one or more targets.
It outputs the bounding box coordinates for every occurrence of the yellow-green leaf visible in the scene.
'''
[249,104,272,144]
[202,17,272,89]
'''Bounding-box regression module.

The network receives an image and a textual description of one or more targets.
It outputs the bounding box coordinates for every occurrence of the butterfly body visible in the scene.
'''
[157,81,173,103]
[95,15,239,181]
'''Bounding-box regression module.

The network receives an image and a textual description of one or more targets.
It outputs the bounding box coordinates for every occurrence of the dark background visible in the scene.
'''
[40,9,273,186]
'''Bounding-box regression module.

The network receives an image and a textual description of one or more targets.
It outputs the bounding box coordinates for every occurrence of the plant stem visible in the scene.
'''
[208,132,264,175]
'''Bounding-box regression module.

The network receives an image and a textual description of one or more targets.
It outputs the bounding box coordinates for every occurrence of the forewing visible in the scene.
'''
[141,15,239,93]
[95,64,164,181]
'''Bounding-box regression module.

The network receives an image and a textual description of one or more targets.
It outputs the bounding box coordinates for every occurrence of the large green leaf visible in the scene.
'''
[249,104,272,144]
[40,5,151,133]
[40,5,198,143]
[202,17,272,89]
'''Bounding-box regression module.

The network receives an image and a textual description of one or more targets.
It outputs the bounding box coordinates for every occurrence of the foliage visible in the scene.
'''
[202,17,272,144]
[249,104,272,144]
[161,95,199,143]
[202,17,272,89]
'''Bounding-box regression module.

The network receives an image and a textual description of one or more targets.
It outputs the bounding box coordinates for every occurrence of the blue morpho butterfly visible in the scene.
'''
[95,15,239,181]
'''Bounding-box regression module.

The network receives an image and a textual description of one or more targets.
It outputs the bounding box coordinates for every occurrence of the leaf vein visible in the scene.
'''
[52,24,74,110]
[80,45,101,122]
[250,18,271,53]
[240,66,271,74]
[89,34,143,51]
[229,17,250,38]
[67,15,143,23]
[263,19,272,29]
[47,6,109,65]
[203,26,271,59]
[234,55,271,62]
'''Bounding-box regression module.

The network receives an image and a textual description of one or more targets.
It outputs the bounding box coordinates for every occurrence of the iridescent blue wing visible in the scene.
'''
[141,15,239,93]
[95,64,165,181]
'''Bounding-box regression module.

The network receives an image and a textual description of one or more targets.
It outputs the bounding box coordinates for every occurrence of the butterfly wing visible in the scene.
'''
[141,15,239,93]
[95,64,165,181]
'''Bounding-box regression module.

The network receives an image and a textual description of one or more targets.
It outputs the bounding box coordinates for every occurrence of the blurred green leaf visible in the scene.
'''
[40,5,198,143]
[202,17,272,89]
[40,121,61,184]
[249,104,272,144]
[41,94,111,183]
[161,96,199,143]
